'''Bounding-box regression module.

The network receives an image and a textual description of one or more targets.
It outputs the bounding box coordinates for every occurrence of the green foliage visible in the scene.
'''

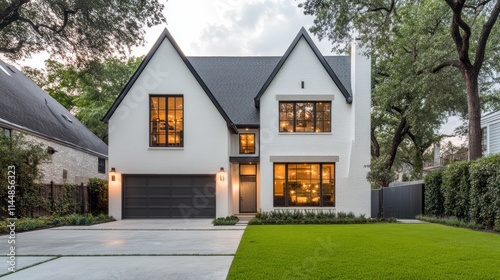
[441,161,471,219]
[24,57,142,142]
[0,1,166,65]
[424,169,444,216]
[0,132,50,218]
[469,154,500,229]
[228,224,500,279]
[0,214,115,233]
[416,215,484,231]
[87,178,108,215]
[366,156,396,188]
[213,216,239,226]
[249,210,396,225]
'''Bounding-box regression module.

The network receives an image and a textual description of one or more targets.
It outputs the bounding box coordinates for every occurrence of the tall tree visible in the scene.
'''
[300,0,500,160]
[24,56,142,142]
[0,0,166,65]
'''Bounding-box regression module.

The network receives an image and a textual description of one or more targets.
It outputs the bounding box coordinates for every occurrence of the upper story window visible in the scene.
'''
[98,158,106,174]
[279,101,331,133]
[150,95,184,147]
[239,133,255,154]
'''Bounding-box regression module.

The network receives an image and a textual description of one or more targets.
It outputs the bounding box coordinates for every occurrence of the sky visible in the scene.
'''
[4,0,464,145]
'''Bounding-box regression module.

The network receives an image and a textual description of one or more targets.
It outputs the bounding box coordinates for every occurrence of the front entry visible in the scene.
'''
[239,164,257,213]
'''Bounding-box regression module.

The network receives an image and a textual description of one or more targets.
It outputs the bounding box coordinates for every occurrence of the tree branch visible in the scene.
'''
[464,0,493,10]
[474,0,500,72]
[0,40,25,53]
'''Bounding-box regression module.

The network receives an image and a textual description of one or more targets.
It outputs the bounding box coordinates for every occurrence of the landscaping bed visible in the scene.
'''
[0,214,115,233]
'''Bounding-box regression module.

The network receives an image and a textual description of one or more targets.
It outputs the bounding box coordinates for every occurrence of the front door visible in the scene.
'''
[239,164,257,213]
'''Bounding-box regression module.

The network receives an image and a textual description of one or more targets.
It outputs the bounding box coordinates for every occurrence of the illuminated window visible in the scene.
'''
[273,163,335,207]
[150,95,183,147]
[279,101,331,132]
[239,133,255,154]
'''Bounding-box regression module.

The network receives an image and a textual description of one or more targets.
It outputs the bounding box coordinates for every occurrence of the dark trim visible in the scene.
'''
[102,28,238,134]
[235,124,260,129]
[149,95,184,147]
[254,27,352,107]
[230,156,260,163]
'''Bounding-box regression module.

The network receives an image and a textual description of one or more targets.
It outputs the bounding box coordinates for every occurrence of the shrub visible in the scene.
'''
[424,169,444,216]
[249,210,396,225]
[469,154,500,229]
[88,178,109,215]
[0,214,115,233]
[442,161,471,220]
[213,216,239,226]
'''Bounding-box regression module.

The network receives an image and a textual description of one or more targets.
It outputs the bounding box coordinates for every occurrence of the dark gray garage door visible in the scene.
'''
[123,175,216,219]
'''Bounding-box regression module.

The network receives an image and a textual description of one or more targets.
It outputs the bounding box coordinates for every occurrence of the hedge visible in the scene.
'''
[469,154,500,229]
[442,161,471,220]
[424,169,444,216]
[424,154,500,231]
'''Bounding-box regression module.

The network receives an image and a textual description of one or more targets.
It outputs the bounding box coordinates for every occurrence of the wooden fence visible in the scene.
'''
[32,181,90,217]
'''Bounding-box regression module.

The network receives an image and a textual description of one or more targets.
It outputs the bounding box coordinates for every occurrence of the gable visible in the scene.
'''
[254,27,352,107]
[102,28,237,133]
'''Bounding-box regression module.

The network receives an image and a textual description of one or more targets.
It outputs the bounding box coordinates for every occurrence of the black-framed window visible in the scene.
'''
[0,126,11,138]
[239,133,255,154]
[279,101,331,132]
[273,163,335,207]
[98,158,106,174]
[150,95,184,147]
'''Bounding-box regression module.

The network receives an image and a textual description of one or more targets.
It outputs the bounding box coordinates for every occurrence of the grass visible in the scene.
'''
[228,223,500,280]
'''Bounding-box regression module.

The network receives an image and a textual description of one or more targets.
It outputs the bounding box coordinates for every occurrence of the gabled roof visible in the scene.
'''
[102,28,238,133]
[0,59,108,157]
[254,27,352,107]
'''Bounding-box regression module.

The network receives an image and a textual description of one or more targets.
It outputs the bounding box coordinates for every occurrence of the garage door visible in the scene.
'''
[123,175,216,218]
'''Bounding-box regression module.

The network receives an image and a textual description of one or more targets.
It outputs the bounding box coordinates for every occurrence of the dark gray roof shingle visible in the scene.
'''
[188,56,352,126]
[0,59,108,157]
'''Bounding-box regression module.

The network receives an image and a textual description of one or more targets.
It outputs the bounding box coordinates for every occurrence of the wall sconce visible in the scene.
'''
[110,167,116,181]
[219,167,225,182]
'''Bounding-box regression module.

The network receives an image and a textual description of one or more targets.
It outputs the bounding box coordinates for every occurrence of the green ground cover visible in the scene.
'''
[228,223,500,280]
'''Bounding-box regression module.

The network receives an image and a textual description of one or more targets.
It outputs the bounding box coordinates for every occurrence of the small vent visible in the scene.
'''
[0,65,11,76]
[61,114,73,123]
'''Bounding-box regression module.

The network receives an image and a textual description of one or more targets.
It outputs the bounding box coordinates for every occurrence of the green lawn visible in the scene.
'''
[227,223,500,280]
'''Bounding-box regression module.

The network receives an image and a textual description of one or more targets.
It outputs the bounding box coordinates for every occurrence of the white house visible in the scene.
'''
[0,59,108,185]
[482,110,500,155]
[103,27,371,219]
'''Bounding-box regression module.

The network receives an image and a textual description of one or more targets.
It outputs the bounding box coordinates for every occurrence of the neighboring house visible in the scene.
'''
[0,59,108,185]
[481,110,500,156]
[103,27,371,219]
[423,143,468,174]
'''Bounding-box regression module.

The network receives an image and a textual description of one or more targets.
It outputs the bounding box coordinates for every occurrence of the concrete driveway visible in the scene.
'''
[0,219,246,279]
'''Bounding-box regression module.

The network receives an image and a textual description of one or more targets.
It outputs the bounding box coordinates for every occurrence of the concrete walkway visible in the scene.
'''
[0,219,246,279]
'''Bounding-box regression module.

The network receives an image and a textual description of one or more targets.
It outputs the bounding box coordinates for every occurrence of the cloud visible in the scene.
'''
[190,0,332,56]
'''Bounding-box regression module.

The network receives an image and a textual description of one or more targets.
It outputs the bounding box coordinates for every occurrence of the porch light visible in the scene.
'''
[110,167,116,181]
[219,167,225,182]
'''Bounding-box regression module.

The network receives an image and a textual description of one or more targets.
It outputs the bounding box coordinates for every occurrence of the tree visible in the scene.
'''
[0,132,50,217]
[300,0,500,160]
[24,56,142,141]
[0,0,166,65]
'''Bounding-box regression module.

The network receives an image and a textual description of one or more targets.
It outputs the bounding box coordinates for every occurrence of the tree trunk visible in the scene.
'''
[464,70,482,160]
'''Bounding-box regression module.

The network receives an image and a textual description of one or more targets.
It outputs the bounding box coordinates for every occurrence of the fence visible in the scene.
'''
[371,181,425,219]
[32,181,90,217]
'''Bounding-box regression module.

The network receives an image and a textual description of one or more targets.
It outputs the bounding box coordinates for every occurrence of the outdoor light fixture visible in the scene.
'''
[110,167,116,181]
[219,167,225,182]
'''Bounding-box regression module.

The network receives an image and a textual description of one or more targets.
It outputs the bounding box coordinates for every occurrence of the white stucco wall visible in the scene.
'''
[259,37,371,216]
[108,36,230,219]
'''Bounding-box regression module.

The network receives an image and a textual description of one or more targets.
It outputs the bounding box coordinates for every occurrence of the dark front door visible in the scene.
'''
[239,176,257,213]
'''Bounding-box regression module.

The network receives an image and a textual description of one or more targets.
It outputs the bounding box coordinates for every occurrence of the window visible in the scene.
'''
[239,133,255,154]
[98,158,106,174]
[279,101,331,133]
[150,95,184,147]
[274,163,335,207]
[0,126,11,138]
